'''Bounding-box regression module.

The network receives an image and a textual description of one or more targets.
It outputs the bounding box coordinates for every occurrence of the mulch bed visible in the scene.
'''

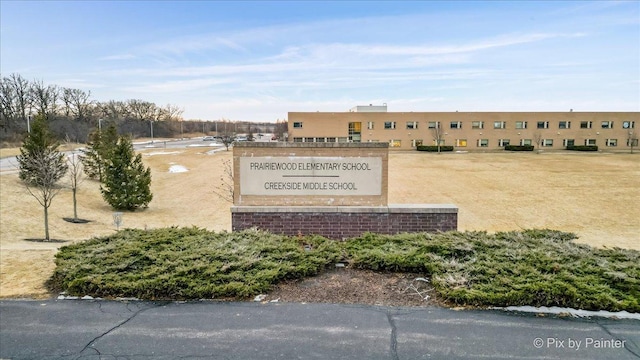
[265,267,446,307]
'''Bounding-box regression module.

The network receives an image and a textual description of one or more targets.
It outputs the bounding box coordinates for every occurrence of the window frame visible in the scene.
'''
[516,121,528,129]
[580,121,592,129]
[601,121,614,129]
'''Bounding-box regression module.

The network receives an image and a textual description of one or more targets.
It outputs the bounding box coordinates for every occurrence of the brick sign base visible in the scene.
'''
[231,205,458,240]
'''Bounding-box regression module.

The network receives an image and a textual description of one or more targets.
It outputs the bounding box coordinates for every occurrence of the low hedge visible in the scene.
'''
[50,228,640,312]
[416,145,454,152]
[505,145,534,151]
[566,145,598,151]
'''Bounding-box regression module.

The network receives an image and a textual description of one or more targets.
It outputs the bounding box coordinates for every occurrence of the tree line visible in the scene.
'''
[2,73,289,145]
[1,73,188,143]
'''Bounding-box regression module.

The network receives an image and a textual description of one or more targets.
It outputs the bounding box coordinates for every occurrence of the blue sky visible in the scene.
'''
[1,1,638,121]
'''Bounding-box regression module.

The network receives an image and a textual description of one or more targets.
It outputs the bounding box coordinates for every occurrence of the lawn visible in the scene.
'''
[1,148,638,298]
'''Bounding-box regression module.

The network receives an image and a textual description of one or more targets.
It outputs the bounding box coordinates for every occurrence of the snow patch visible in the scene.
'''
[495,306,640,320]
[169,165,189,173]
[145,151,182,156]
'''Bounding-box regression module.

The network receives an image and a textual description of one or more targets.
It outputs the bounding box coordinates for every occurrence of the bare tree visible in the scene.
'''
[212,159,234,203]
[1,74,32,133]
[431,122,444,154]
[218,119,235,151]
[628,130,638,154]
[533,132,542,153]
[66,150,86,222]
[31,81,59,120]
[274,119,288,141]
[17,114,68,241]
[126,99,156,121]
[64,88,92,121]
[160,104,184,121]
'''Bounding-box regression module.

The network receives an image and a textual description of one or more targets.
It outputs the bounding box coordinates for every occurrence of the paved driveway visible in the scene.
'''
[1,300,638,359]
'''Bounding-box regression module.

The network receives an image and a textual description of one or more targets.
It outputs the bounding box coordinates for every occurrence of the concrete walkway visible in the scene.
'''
[1,300,638,359]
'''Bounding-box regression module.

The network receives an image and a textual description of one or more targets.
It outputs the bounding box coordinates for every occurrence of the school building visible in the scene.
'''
[287,105,639,151]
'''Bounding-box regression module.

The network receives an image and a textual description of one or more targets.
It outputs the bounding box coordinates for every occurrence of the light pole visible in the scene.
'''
[150,120,154,141]
[27,115,31,133]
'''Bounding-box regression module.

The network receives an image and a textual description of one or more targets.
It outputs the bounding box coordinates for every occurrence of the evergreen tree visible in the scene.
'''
[100,136,153,210]
[80,124,118,181]
[17,113,68,240]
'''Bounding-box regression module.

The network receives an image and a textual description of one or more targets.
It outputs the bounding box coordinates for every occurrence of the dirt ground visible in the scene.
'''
[1,148,638,300]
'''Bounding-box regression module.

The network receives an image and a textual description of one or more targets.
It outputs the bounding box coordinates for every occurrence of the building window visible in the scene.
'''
[477,139,489,147]
[601,121,614,129]
[348,122,362,142]
[585,139,596,146]
[542,139,553,147]
[537,121,549,129]
[498,139,510,147]
[472,121,484,129]
[559,121,571,129]
[384,121,396,129]
[516,121,527,129]
[293,137,303,142]
[293,122,303,128]
[456,139,467,147]
[389,139,402,147]
[316,137,326,143]
[411,139,423,147]
[623,121,635,129]
[367,121,374,130]
[606,139,617,147]
[406,121,418,129]
[433,139,445,146]
[580,121,592,129]
[520,139,532,146]
[326,137,337,143]
[338,137,348,143]
[450,121,462,129]
[563,139,575,147]
[628,138,639,147]
[304,137,315,143]
[494,121,506,129]
[428,121,440,129]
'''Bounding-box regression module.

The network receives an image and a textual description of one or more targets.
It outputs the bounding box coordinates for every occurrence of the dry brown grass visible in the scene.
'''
[1,149,638,298]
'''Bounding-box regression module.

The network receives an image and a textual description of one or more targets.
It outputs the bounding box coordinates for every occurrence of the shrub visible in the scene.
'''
[416,145,454,152]
[50,228,341,300]
[566,145,598,151]
[50,228,640,312]
[101,136,153,210]
[504,145,534,151]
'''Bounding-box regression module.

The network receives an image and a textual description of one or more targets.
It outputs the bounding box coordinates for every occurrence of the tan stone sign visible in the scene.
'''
[239,157,382,196]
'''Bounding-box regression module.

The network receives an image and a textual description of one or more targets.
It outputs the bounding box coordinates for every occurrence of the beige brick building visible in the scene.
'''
[288,105,639,151]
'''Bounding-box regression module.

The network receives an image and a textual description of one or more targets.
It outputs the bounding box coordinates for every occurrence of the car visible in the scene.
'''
[203,136,215,141]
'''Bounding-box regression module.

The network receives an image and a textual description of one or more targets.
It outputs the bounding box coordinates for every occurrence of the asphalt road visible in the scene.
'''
[1,300,638,360]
